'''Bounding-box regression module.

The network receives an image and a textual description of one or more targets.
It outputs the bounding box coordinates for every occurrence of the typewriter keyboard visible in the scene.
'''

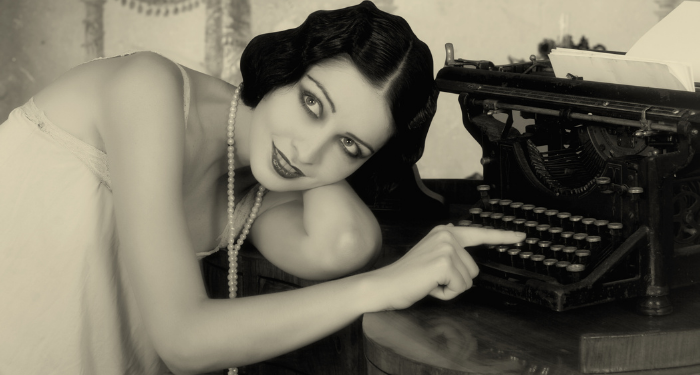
[458,185,625,285]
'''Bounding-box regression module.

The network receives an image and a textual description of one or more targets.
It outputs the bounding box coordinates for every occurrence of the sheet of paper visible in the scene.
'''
[627,1,700,83]
[549,48,695,91]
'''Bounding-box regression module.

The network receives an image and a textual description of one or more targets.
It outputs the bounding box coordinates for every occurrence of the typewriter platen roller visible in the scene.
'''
[437,44,700,315]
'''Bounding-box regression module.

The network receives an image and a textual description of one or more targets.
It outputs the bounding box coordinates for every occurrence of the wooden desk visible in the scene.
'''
[363,285,700,375]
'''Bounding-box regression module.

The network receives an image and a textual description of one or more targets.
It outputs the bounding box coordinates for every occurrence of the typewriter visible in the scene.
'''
[436,44,700,315]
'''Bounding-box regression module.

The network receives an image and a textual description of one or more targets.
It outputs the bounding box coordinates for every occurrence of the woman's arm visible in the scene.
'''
[99,52,524,375]
[249,179,382,280]
[98,53,383,373]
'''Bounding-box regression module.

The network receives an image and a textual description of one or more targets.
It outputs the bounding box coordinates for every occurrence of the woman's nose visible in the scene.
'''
[292,133,328,165]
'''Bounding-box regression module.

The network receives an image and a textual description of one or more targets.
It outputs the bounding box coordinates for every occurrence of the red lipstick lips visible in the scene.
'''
[271,142,305,179]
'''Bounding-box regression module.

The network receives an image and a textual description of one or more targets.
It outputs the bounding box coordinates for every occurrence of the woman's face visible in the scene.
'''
[248,58,394,192]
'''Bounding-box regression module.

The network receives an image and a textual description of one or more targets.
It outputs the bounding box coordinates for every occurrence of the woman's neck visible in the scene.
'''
[193,80,254,180]
[212,101,252,179]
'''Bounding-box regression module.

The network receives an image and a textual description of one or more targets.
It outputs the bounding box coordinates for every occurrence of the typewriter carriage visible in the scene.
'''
[438,44,700,315]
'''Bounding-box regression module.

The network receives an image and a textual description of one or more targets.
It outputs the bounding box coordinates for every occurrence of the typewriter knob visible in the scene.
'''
[444,43,455,66]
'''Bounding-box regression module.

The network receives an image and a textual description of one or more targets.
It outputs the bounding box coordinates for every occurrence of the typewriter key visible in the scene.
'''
[582,218,596,232]
[490,213,504,229]
[531,254,546,273]
[509,202,523,217]
[489,198,501,213]
[536,224,551,240]
[544,209,559,226]
[533,207,547,222]
[494,245,510,262]
[457,219,472,226]
[525,237,540,253]
[555,261,572,283]
[507,248,521,267]
[585,235,601,252]
[499,199,513,215]
[574,249,592,266]
[569,215,583,232]
[537,240,552,257]
[562,246,577,262]
[629,187,644,224]
[521,204,535,221]
[608,222,623,246]
[524,221,538,237]
[496,245,510,263]
[469,207,483,223]
[518,251,533,270]
[550,244,564,260]
[548,227,563,244]
[560,231,575,246]
[566,264,586,283]
[594,220,609,239]
[480,211,493,227]
[502,215,515,231]
[477,185,491,207]
[543,258,558,276]
[513,218,526,232]
[573,233,588,249]
[556,212,571,229]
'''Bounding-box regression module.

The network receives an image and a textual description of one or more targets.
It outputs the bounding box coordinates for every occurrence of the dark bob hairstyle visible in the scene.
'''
[240,1,438,197]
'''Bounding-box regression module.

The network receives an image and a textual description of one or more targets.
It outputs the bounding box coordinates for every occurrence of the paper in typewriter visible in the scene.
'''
[627,1,700,86]
[548,49,694,92]
[549,1,699,92]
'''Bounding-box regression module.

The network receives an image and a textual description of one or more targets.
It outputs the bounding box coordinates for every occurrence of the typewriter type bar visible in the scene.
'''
[439,44,700,315]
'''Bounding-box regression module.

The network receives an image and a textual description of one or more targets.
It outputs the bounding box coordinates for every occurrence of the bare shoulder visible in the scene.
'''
[104,52,183,99]
[30,52,186,152]
[98,53,186,131]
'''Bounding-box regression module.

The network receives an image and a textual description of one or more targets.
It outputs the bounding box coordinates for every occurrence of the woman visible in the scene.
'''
[0,2,524,374]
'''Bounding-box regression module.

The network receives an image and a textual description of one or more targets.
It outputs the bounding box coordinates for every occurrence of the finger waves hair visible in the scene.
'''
[240,1,438,197]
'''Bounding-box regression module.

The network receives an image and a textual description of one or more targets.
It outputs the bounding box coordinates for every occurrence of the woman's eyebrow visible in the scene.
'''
[307,74,336,113]
[345,132,376,155]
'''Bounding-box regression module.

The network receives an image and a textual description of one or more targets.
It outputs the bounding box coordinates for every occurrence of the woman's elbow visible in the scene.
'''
[155,325,210,375]
[323,227,382,278]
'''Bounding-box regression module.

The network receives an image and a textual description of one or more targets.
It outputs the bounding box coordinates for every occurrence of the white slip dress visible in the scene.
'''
[0,53,260,374]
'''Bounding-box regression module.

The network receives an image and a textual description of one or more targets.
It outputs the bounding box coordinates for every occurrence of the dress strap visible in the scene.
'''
[174,63,191,127]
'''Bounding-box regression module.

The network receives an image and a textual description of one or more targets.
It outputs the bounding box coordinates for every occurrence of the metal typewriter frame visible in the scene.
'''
[437,45,700,315]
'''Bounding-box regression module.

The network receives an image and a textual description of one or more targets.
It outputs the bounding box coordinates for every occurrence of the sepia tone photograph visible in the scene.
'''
[1,0,699,374]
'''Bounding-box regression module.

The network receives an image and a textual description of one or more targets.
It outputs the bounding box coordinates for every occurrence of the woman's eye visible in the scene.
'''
[302,93,321,118]
[340,137,361,158]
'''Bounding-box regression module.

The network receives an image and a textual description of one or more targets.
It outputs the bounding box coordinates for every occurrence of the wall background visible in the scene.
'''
[0,0,691,179]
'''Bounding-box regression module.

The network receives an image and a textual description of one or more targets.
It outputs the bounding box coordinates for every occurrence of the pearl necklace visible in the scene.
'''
[226,84,265,375]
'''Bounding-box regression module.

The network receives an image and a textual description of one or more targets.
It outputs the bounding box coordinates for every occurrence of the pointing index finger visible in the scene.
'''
[445,226,526,248]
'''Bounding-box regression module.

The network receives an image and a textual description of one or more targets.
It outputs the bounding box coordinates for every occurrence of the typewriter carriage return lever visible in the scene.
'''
[437,43,700,316]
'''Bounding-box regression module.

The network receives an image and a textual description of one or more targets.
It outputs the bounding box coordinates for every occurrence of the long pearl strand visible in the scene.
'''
[226,84,265,375]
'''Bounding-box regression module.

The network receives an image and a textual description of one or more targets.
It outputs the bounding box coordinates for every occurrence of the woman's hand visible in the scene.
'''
[365,225,525,312]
